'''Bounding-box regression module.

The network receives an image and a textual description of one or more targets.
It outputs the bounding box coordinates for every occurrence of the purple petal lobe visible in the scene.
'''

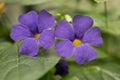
[10,24,32,41]
[19,38,38,56]
[55,20,74,40]
[74,44,97,64]
[19,11,38,33]
[38,10,55,32]
[55,40,74,58]
[73,15,93,38]
[39,30,55,48]
[82,27,103,46]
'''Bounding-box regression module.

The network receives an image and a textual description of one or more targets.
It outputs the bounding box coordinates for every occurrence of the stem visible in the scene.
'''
[104,1,109,53]
[16,42,21,80]
[104,2,108,28]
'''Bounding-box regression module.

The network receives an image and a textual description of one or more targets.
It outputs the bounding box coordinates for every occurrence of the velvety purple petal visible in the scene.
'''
[73,15,93,38]
[55,40,74,58]
[38,10,55,32]
[39,30,55,48]
[10,24,33,41]
[55,20,74,40]
[74,44,97,64]
[19,11,38,33]
[19,38,38,56]
[82,27,103,46]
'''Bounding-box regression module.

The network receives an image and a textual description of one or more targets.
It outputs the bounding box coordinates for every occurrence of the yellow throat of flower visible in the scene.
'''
[73,39,82,46]
[34,34,40,39]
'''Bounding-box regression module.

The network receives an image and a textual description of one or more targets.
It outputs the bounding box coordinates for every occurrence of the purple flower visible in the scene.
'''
[10,10,55,56]
[55,15,103,64]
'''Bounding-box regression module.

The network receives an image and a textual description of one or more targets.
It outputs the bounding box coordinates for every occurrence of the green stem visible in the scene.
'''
[104,2,108,28]
[16,42,21,80]
[104,2,109,54]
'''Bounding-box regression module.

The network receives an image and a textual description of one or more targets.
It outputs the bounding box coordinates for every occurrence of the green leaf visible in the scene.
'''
[62,57,120,80]
[94,48,108,59]
[87,12,120,36]
[0,0,51,5]
[94,0,108,3]
[0,42,60,80]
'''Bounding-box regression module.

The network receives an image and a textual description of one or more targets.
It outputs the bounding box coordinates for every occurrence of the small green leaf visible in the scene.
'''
[94,0,108,3]
[0,42,60,80]
[0,0,51,5]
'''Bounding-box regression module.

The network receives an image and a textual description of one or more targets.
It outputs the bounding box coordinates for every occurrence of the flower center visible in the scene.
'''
[73,39,82,46]
[34,34,40,39]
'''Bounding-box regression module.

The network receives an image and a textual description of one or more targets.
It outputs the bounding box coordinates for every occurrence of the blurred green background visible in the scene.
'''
[0,0,120,80]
